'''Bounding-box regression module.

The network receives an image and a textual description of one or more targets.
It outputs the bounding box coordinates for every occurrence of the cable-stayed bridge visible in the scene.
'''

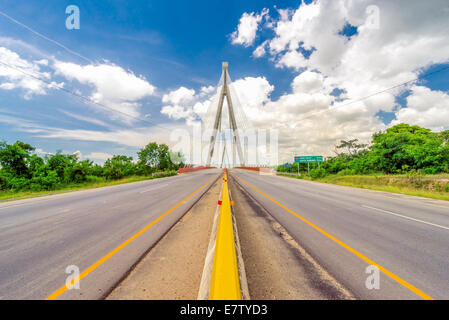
[0,63,448,303]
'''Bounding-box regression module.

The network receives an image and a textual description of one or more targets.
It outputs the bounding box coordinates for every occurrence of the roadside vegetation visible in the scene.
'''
[0,141,184,201]
[277,124,449,200]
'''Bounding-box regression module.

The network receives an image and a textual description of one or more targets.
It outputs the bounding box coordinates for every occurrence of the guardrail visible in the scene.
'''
[177,166,216,174]
[234,166,261,172]
[209,169,242,300]
[235,166,275,175]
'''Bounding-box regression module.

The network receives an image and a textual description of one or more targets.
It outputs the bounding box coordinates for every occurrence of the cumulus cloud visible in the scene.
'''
[162,86,195,105]
[159,70,382,162]
[53,61,156,121]
[292,70,330,94]
[231,77,274,108]
[84,152,113,161]
[35,148,54,156]
[265,0,449,105]
[0,47,58,99]
[231,9,269,47]
[224,0,449,161]
[392,86,449,131]
[252,41,268,58]
[161,85,219,125]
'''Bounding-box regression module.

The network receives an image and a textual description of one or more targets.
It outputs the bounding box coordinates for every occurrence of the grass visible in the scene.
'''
[277,172,449,201]
[0,172,177,202]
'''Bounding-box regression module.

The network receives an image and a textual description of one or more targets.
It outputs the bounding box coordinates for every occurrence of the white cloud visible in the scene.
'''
[53,61,156,121]
[252,40,268,58]
[35,148,54,156]
[393,86,449,131]
[160,85,220,125]
[0,111,184,160]
[58,109,110,128]
[73,150,82,159]
[36,125,176,149]
[162,86,195,105]
[158,72,381,162]
[161,87,197,123]
[292,70,330,94]
[199,85,215,97]
[0,47,56,98]
[34,59,48,66]
[161,104,195,121]
[84,152,113,161]
[275,50,308,70]
[264,0,449,106]
[231,9,269,47]
[231,77,274,108]
[224,0,449,162]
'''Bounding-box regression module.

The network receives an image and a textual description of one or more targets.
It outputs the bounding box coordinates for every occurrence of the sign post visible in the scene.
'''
[294,156,323,176]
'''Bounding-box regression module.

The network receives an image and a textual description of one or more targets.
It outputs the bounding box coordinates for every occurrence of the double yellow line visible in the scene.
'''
[209,169,242,300]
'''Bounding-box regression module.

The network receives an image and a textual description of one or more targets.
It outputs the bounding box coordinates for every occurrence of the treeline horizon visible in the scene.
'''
[0,141,185,192]
[277,124,449,179]
[2,123,448,192]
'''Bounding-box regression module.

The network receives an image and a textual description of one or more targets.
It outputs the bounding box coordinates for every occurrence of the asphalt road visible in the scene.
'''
[230,169,449,300]
[0,169,220,300]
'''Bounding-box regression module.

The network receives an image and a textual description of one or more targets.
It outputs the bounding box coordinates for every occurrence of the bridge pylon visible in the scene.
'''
[206,62,245,167]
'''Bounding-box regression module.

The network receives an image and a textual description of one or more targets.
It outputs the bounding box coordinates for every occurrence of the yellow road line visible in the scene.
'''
[234,174,434,300]
[209,169,241,300]
[46,174,218,300]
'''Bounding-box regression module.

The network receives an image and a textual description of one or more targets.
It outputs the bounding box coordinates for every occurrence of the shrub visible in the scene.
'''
[337,169,354,176]
[85,175,104,184]
[8,176,31,190]
[309,168,327,180]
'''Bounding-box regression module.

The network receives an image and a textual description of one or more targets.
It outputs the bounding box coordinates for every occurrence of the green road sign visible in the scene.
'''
[294,156,323,163]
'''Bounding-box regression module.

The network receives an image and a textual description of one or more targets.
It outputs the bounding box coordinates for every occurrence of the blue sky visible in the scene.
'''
[0,0,448,162]
[1,0,300,92]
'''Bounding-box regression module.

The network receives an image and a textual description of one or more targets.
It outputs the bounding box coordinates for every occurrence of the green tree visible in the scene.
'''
[369,124,447,173]
[138,142,159,173]
[0,141,34,177]
[68,159,93,183]
[137,142,176,173]
[157,143,172,170]
[47,152,77,181]
[439,130,449,144]
[334,139,368,156]
[103,155,135,180]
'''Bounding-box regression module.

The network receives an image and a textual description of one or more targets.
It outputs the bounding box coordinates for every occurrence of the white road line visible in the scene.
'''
[361,205,449,231]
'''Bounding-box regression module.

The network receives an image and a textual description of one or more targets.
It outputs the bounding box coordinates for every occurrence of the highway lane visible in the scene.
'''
[230,169,449,300]
[0,169,221,300]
